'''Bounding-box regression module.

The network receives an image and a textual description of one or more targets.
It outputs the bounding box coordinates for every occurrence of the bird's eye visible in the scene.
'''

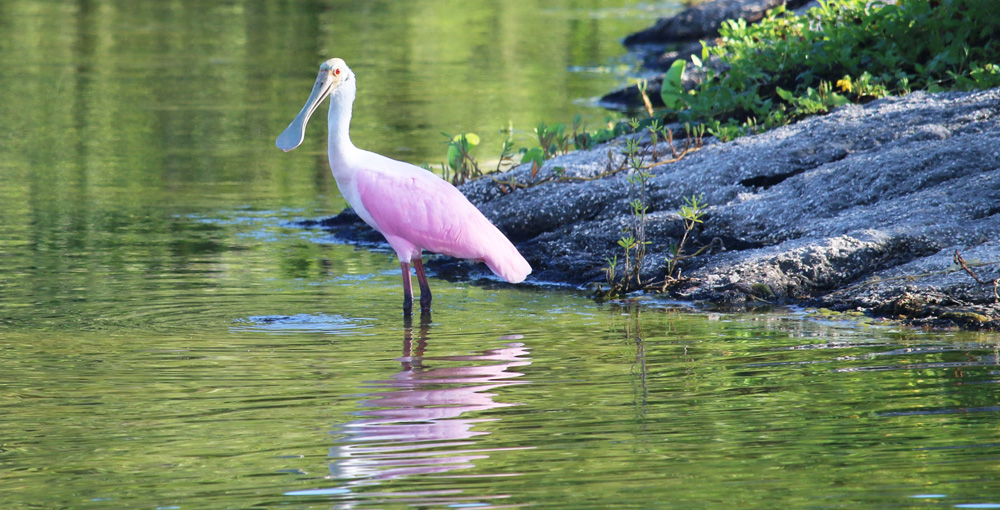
[334,68,341,76]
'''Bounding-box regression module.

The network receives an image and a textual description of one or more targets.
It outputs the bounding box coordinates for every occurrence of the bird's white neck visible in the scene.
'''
[327,80,358,166]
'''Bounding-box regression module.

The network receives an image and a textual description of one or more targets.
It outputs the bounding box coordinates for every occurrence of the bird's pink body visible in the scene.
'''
[351,155,530,283]
[277,58,530,312]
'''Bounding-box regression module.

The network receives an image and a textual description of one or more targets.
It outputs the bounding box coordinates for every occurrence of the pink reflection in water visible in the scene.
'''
[322,315,533,507]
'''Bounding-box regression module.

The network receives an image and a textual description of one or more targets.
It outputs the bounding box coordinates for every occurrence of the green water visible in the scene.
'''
[3,1,1000,509]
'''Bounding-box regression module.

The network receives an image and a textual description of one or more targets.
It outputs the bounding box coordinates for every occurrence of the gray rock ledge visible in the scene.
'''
[305,88,1000,330]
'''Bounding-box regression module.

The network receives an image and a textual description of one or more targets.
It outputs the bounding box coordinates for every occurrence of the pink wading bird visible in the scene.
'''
[276,58,532,314]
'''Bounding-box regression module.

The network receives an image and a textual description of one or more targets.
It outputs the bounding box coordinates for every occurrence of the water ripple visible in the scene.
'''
[285,319,534,507]
[234,314,375,335]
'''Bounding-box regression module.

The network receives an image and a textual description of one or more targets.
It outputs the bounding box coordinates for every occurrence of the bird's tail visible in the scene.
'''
[484,243,532,283]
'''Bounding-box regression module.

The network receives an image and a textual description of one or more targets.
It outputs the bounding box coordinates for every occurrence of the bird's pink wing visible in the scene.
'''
[354,164,531,282]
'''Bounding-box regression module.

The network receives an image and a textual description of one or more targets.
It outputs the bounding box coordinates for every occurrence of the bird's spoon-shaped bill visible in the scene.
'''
[276,70,334,152]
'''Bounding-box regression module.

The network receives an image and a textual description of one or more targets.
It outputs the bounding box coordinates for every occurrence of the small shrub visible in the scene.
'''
[662,0,1000,135]
[441,132,481,185]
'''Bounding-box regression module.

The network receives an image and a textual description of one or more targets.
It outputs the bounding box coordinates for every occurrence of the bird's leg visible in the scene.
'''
[413,257,432,312]
[400,261,413,315]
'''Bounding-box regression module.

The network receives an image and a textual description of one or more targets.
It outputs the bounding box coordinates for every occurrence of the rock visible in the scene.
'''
[623,0,814,47]
[300,87,1000,329]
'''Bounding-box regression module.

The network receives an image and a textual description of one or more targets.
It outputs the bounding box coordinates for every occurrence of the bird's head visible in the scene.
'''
[276,58,355,152]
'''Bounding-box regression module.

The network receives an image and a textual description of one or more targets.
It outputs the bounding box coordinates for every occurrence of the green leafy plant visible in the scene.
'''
[775,81,850,116]
[495,123,518,173]
[442,132,481,185]
[519,147,545,177]
[664,194,709,281]
[571,114,594,151]
[703,120,742,143]
[600,136,654,298]
[537,122,572,158]
[647,119,663,162]
[659,59,689,111]
[603,254,619,287]
[669,0,1000,137]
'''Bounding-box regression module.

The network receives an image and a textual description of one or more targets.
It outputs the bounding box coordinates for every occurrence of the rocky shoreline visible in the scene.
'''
[305,86,1000,330]
[302,0,1000,330]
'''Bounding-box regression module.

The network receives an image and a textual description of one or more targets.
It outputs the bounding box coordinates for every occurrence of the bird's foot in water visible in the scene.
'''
[402,302,431,316]
[402,301,431,316]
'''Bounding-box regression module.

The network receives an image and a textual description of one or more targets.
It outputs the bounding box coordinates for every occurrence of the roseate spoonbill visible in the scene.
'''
[276,58,531,314]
